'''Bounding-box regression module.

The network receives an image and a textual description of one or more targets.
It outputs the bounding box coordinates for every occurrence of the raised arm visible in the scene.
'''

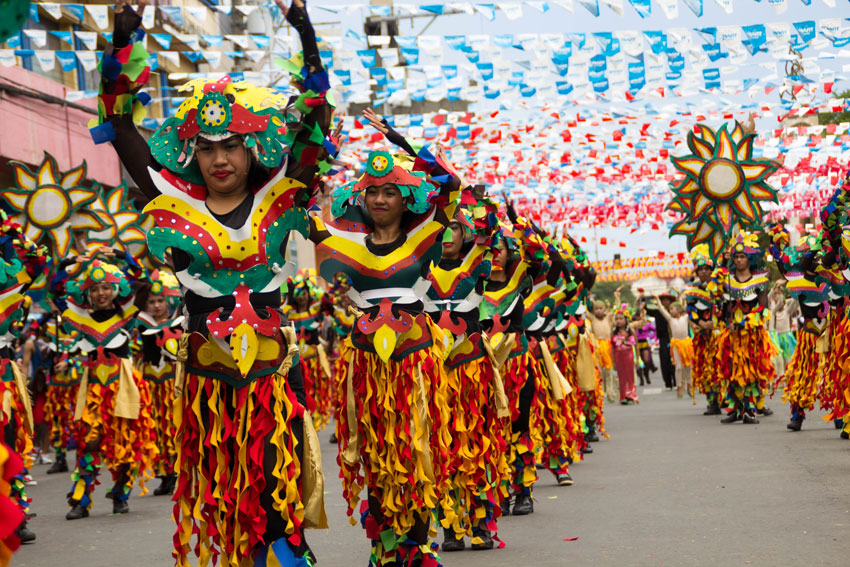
[653,295,672,322]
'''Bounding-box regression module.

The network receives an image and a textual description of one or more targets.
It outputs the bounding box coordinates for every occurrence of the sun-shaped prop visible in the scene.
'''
[87,182,150,261]
[667,122,780,260]
[2,153,106,258]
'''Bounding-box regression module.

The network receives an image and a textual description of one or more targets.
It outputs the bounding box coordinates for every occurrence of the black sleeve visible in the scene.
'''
[108,116,160,203]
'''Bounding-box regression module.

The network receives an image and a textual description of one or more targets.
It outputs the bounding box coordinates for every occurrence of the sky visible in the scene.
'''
[301,0,845,259]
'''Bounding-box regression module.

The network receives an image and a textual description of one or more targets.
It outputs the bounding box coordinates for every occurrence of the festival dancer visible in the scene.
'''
[653,295,693,399]
[424,191,510,552]
[686,246,722,414]
[768,280,797,379]
[770,228,830,431]
[644,291,677,390]
[314,110,460,566]
[134,269,183,495]
[590,297,617,402]
[481,226,536,517]
[0,214,48,544]
[717,233,776,425]
[43,322,82,474]
[283,270,333,431]
[56,250,157,519]
[611,304,641,404]
[96,1,335,563]
[634,315,656,387]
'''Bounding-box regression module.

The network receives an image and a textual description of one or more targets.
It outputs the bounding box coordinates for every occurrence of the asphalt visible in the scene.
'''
[12,382,850,567]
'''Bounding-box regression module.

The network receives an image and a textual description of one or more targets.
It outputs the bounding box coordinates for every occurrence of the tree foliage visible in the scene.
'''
[818,88,850,125]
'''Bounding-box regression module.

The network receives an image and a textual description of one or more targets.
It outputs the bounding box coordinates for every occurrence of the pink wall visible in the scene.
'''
[0,65,122,187]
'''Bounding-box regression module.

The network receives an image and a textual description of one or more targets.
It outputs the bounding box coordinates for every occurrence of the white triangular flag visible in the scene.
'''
[601,0,624,16]
[768,0,787,14]
[85,5,109,30]
[215,5,233,15]
[23,30,47,48]
[186,6,207,24]
[655,0,678,19]
[713,0,733,15]
[142,8,155,29]
[246,50,266,62]
[0,50,16,68]
[75,51,98,72]
[75,31,97,50]
[204,51,222,69]
[174,32,201,51]
[498,3,524,20]
[235,6,258,17]
[226,35,251,49]
[35,50,56,72]
[158,51,181,68]
[40,3,62,20]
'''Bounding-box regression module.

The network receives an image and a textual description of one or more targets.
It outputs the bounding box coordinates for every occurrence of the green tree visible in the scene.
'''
[818,88,850,125]
[591,279,635,307]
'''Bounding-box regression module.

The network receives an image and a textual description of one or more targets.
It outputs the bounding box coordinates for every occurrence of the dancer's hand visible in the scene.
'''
[112,1,147,50]
[361,108,389,134]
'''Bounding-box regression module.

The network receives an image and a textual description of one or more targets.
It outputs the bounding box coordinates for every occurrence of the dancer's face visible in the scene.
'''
[195,136,250,196]
[696,265,712,283]
[614,314,626,328]
[145,295,168,319]
[493,242,509,269]
[733,252,749,272]
[442,221,464,259]
[89,283,114,310]
[365,183,405,228]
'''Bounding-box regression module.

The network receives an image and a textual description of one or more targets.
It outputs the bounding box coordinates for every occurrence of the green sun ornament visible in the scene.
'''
[196,91,232,135]
[2,153,107,257]
[87,182,150,261]
[667,122,780,260]
[366,150,394,177]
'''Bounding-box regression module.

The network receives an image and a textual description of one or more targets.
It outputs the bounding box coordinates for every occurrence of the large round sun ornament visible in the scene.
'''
[87,182,151,261]
[2,153,106,257]
[667,122,780,260]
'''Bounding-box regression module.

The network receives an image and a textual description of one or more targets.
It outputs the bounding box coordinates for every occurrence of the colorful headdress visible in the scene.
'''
[147,269,181,307]
[148,77,291,185]
[613,303,632,320]
[457,186,499,248]
[690,244,715,269]
[667,121,779,260]
[728,230,763,267]
[67,260,131,307]
[285,268,323,302]
[331,150,440,217]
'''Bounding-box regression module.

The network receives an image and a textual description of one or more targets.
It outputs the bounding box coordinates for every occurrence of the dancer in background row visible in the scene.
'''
[134,269,183,496]
[653,295,693,399]
[767,280,797,380]
[611,303,641,405]
[590,296,617,403]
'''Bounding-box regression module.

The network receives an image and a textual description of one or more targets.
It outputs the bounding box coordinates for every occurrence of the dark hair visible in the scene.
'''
[246,150,271,191]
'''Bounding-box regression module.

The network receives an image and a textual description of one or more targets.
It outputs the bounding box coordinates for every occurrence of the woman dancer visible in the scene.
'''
[315,110,459,565]
[97,1,335,563]
[58,251,156,518]
[718,233,776,424]
[611,304,640,404]
[425,194,509,552]
[134,269,183,495]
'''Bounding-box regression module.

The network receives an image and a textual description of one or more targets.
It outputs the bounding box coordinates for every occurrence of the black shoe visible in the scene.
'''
[500,497,511,517]
[757,407,773,416]
[46,457,69,474]
[441,529,465,552]
[512,494,533,516]
[720,412,741,424]
[556,473,574,486]
[329,433,338,444]
[742,412,759,425]
[112,499,129,515]
[703,404,721,416]
[581,444,593,454]
[787,418,803,431]
[471,527,495,550]
[585,430,600,443]
[15,522,36,544]
[834,419,843,430]
[153,474,176,496]
[66,504,89,520]
[841,430,849,440]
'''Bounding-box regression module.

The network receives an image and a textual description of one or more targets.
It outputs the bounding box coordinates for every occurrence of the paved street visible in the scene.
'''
[12,385,850,567]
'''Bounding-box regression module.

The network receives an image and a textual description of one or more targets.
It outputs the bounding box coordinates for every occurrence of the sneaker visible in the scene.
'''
[512,493,533,516]
[15,522,36,544]
[47,458,69,474]
[703,404,721,416]
[786,418,803,431]
[441,529,465,552]
[112,499,129,515]
[585,430,600,443]
[23,474,37,486]
[757,407,774,416]
[66,505,89,521]
[556,473,574,486]
[470,527,495,550]
[742,412,759,425]
[581,444,593,454]
[720,412,740,424]
[500,497,511,517]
